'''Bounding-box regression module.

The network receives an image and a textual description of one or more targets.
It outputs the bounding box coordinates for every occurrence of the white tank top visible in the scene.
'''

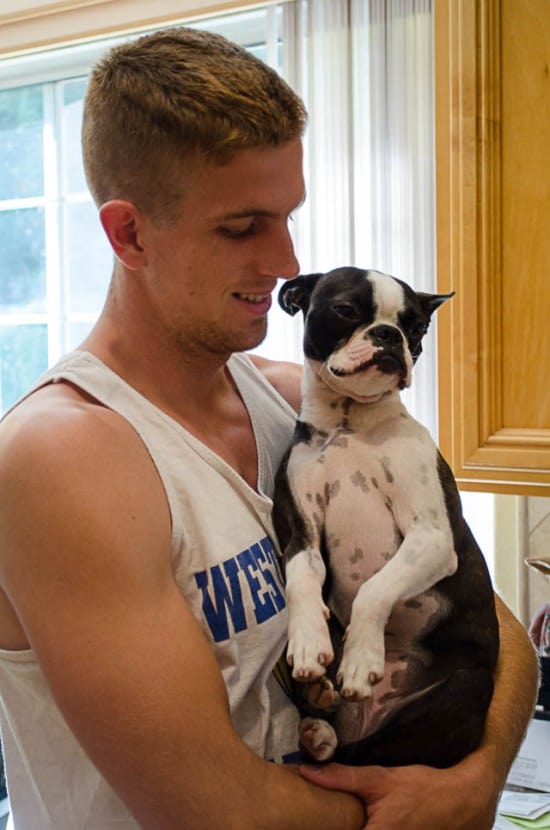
[0,350,300,829]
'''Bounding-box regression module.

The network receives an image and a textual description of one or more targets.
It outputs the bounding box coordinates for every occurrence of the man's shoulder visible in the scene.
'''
[0,381,170,558]
[0,382,139,484]
[247,355,302,413]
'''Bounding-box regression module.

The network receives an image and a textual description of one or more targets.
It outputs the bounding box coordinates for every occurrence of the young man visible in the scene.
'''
[0,27,538,830]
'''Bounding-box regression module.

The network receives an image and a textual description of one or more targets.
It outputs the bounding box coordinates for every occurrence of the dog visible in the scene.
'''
[272,266,499,769]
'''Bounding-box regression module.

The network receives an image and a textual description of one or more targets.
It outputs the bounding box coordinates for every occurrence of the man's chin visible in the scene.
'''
[237,322,268,354]
[213,324,268,357]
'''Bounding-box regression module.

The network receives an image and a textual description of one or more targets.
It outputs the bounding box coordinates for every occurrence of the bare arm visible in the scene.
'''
[0,388,363,830]
[300,593,539,830]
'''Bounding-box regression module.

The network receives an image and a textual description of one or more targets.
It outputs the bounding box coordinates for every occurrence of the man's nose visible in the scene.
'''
[261,225,300,280]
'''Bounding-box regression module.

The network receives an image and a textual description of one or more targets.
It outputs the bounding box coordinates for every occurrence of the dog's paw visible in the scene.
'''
[307,677,341,712]
[299,717,337,762]
[287,621,334,681]
[337,637,385,700]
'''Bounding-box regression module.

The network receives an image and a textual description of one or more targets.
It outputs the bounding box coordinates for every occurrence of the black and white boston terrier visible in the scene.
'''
[272,266,499,769]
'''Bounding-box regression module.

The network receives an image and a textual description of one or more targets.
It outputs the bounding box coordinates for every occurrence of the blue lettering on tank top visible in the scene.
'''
[194,536,286,643]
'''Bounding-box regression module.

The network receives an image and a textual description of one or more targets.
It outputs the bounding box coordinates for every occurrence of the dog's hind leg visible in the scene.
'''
[299,717,338,762]
[336,666,495,769]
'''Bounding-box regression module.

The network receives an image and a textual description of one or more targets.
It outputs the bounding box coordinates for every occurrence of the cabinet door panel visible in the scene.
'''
[435,0,550,495]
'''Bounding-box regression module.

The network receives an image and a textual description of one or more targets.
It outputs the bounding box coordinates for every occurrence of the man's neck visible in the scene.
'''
[80,312,235,424]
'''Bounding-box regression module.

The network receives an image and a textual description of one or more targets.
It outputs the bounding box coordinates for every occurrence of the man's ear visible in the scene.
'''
[278,273,324,316]
[417,290,455,319]
[99,200,147,269]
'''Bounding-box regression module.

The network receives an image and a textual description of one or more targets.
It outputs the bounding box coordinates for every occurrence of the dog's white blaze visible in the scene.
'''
[369,270,405,322]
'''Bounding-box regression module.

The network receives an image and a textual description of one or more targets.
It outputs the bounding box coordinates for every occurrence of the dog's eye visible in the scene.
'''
[408,321,427,338]
[332,303,358,320]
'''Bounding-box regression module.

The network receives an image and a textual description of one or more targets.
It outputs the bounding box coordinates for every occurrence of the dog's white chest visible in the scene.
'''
[286,414,445,625]
[288,429,394,568]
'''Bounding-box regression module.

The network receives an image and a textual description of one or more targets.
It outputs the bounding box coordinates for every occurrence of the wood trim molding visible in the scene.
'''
[0,0,270,57]
[0,1,108,26]
[434,0,550,496]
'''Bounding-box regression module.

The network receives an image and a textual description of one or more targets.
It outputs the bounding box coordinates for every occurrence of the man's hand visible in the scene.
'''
[300,759,499,830]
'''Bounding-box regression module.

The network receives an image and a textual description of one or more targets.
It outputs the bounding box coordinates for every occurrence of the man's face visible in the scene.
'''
[143,140,305,359]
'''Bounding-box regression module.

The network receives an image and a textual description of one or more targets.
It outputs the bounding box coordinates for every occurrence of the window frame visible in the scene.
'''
[0,5,284,412]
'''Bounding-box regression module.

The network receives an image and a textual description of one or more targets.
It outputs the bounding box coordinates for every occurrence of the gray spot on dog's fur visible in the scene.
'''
[381,457,394,484]
[351,470,369,492]
[350,548,364,564]
[317,481,341,509]
[310,511,323,536]
[327,480,341,500]
[327,533,341,550]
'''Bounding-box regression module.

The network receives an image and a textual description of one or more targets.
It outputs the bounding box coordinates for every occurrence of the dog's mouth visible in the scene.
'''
[373,352,406,375]
[330,351,406,378]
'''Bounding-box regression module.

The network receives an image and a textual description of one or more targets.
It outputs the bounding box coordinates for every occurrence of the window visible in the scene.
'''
[0,75,104,411]
[0,7,281,413]
[0,1,437,422]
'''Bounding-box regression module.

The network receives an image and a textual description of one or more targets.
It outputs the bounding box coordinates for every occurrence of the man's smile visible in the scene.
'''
[233,292,271,304]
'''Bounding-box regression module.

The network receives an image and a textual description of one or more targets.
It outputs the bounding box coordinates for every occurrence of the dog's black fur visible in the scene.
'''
[273,267,500,769]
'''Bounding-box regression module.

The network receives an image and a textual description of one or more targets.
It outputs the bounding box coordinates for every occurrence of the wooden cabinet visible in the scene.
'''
[435,0,550,496]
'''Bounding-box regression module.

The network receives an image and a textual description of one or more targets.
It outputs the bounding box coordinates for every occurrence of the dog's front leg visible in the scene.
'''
[285,547,333,681]
[338,512,458,699]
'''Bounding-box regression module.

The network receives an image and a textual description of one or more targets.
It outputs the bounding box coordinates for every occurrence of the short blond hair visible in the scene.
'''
[82,27,307,223]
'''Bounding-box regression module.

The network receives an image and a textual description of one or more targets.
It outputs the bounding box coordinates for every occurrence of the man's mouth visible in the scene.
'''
[234,293,270,304]
[232,292,273,315]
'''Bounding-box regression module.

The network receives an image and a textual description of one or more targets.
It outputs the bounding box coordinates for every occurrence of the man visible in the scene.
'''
[0,27,538,830]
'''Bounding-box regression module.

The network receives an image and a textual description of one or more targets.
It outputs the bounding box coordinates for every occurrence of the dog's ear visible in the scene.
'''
[417,290,455,319]
[278,274,324,316]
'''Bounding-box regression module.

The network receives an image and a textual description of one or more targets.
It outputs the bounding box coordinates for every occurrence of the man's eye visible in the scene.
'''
[217,221,256,239]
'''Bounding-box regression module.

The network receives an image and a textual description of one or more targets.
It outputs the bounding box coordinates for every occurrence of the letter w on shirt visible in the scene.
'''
[194,536,286,643]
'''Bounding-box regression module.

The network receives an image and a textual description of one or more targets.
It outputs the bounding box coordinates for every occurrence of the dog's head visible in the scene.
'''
[279,267,453,403]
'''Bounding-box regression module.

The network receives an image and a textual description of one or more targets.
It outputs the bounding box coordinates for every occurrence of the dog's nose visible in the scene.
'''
[369,325,403,348]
